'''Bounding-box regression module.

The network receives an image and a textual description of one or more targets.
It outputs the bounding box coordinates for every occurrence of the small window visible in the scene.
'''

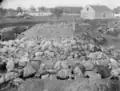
[87,7,89,11]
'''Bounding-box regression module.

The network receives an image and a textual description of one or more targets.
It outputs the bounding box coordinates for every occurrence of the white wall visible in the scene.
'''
[81,5,95,19]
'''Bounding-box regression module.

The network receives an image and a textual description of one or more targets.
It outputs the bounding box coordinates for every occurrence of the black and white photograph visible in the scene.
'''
[0,0,120,91]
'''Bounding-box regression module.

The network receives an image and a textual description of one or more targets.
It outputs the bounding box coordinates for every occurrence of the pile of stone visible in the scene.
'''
[0,35,120,91]
[97,26,120,37]
[22,23,74,40]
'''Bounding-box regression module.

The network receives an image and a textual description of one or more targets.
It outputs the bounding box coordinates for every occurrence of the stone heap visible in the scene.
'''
[0,23,120,91]
[0,35,119,91]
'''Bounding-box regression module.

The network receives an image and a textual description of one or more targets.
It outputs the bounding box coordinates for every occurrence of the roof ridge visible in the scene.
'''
[88,5,112,12]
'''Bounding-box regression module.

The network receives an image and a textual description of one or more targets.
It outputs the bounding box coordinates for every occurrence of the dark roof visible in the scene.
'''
[89,5,112,12]
[56,6,83,13]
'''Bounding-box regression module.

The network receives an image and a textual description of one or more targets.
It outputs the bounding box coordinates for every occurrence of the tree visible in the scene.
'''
[51,8,63,18]
[29,5,36,12]
[16,7,23,13]
[113,6,120,14]
[38,6,46,12]
[0,8,7,16]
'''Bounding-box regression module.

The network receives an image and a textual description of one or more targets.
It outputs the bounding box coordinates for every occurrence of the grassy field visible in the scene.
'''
[0,15,82,28]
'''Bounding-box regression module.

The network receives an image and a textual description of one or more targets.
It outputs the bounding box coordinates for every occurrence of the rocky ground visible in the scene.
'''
[0,22,120,91]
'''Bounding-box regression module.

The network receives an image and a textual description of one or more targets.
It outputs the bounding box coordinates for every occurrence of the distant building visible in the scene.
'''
[39,12,52,16]
[81,5,114,19]
[25,11,39,16]
[4,9,18,17]
[114,13,120,18]
[56,6,83,16]
[17,12,25,16]
[25,10,52,16]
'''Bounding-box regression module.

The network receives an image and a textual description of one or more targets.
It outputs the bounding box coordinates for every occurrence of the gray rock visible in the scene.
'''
[30,61,41,71]
[23,64,36,77]
[18,62,27,68]
[82,61,94,71]
[57,69,69,79]
[13,78,24,86]
[84,71,101,79]
[4,72,19,82]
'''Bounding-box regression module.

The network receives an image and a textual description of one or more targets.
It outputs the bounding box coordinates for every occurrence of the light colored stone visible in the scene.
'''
[53,61,61,70]
[84,71,101,79]
[109,58,119,69]
[0,76,5,84]
[41,74,49,79]
[57,68,69,78]
[82,61,94,71]
[35,52,43,57]
[73,66,83,76]
[111,68,120,76]
[19,62,26,68]
[23,64,36,77]
[30,61,41,71]
[44,50,54,57]
[4,72,19,82]
[19,56,29,63]
[60,61,68,69]
[6,59,15,72]
[13,78,24,86]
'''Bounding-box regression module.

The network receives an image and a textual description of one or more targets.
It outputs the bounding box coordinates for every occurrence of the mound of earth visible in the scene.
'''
[22,23,74,40]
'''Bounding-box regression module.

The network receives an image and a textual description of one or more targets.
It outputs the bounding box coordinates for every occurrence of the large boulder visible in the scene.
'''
[23,63,36,77]
[82,60,94,71]
[84,71,101,79]
[56,68,70,80]
[93,65,111,78]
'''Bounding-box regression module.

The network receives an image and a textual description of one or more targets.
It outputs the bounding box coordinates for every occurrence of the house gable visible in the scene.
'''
[81,5,113,19]
[81,5,95,19]
[89,5,113,19]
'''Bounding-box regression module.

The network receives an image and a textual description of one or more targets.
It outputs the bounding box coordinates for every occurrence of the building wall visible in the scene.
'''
[63,13,80,16]
[28,13,39,16]
[5,11,18,17]
[95,11,114,19]
[81,5,95,19]
[95,12,102,19]
[101,11,114,19]
[26,12,52,16]
[81,5,114,19]
[39,12,52,16]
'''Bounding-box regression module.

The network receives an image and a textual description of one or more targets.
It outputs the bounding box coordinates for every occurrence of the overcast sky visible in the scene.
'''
[1,0,120,9]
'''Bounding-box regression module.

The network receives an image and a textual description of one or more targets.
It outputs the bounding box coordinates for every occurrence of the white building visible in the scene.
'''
[25,11,52,16]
